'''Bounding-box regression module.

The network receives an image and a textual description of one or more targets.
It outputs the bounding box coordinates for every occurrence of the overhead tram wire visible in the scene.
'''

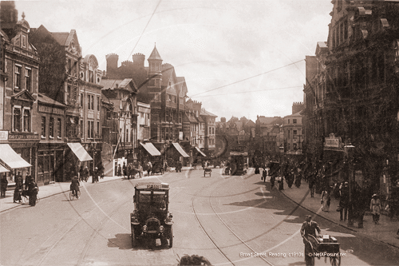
[111,0,162,160]
[189,59,303,98]
[193,86,303,98]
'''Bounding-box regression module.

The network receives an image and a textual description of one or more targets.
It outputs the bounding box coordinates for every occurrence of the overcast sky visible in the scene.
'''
[15,0,332,121]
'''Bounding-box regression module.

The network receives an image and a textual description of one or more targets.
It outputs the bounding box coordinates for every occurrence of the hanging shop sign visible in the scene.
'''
[324,133,342,149]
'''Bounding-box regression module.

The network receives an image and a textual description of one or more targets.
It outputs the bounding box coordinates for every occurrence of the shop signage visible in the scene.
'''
[0,131,8,141]
[138,106,150,113]
[325,133,341,148]
[9,133,40,140]
[38,105,64,115]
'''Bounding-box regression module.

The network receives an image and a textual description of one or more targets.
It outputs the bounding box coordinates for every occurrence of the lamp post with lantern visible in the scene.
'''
[344,142,355,227]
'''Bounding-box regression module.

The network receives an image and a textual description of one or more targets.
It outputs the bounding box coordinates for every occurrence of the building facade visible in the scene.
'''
[303,0,399,204]
[0,9,40,184]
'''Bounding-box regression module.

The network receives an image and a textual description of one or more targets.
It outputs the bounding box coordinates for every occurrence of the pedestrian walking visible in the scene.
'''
[79,166,84,182]
[321,187,331,212]
[309,175,315,198]
[147,161,152,176]
[122,162,127,179]
[117,164,122,177]
[127,164,131,179]
[370,194,381,224]
[27,178,39,206]
[138,163,143,178]
[339,182,349,221]
[13,173,23,203]
[83,166,89,182]
[0,175,8,198]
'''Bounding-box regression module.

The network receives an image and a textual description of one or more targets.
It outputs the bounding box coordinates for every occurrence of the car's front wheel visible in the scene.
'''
[168,226,173,248]
[131,225,136,248]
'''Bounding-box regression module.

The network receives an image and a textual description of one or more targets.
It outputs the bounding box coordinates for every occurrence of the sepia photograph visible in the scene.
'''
[1,0,399,265]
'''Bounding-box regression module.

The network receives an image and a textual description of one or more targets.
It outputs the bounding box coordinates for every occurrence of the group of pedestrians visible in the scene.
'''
[116,162,144,179]
[11,173,38,206]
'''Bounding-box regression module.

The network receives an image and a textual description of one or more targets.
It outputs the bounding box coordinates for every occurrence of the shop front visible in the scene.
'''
[65,143,92,180]
[37,143,65,184]
[166,143,190,167]
[0,143,33,184]
[139,142,161,167]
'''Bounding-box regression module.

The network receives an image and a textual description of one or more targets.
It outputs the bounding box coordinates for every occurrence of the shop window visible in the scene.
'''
[13,107,21,132]
[15,65,21,90]
[41,116,46,137]
[25,68,32,92]
[23,108,31,132]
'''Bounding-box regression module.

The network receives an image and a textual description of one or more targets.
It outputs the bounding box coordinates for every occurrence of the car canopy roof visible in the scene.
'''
[135,182,169,190]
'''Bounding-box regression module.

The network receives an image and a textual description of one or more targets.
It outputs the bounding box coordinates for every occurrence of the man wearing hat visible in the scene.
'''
[339,182,349,221]
[301,215,321,265]
[370,193,381,224]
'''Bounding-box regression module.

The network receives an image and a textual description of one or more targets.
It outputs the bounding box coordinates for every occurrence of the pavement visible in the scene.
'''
[0,166,195,213]
[276,177,399,249]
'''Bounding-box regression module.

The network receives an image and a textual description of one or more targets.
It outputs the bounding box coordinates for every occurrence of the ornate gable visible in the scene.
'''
[11,89,35,103]
[66,30,81,57]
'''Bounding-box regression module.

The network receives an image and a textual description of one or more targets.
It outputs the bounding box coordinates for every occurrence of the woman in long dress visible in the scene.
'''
[321,187,331,212]
[370,194,381,224]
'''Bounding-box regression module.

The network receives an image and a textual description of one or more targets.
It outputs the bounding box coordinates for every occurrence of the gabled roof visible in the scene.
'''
[50,32,69,46]
[257,116,279,125]
[246,120,256,127]
[235,122,243,132]
[148,45,162,60]
[37,93,66,108]
[284,111,303,118]
[100,78,137,92]
[200,109,217,117]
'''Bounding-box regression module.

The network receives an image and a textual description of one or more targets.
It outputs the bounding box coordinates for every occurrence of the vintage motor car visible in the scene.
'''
[130,182,173,248]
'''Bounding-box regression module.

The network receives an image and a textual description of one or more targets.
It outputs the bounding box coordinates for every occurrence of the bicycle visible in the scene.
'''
[69,189,81,201]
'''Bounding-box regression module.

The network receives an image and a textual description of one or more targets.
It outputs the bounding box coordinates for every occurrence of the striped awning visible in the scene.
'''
[0,144,31,169]
[0,164,9,173]
[195,147,206,157]
[172,143,190,158]
[140,142,161,156]
[67,143,93,162]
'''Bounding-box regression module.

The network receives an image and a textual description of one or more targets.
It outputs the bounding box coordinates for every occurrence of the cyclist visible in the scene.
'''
[70,176,80,198]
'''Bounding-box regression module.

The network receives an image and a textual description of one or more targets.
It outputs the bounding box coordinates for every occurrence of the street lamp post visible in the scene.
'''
[344,143,355,227]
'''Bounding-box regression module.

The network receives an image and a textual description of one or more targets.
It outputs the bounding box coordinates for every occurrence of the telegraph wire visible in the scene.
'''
[193,86,303,98]
[190,59,304,97]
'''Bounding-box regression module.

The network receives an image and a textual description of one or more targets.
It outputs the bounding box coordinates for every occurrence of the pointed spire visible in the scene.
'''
[148,44,162,61]
[22,12,25,20]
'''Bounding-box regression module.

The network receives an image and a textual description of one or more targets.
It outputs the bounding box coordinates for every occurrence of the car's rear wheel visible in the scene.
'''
[131,226,136,248]
[168,226,173,248]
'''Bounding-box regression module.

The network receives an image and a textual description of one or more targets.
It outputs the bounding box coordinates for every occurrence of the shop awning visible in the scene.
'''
[0,165,9,173]
[140,142,161,156]
[195,147,206,157]
[172,143,190,158]
[0,144,32,169]
[67,143,92,162]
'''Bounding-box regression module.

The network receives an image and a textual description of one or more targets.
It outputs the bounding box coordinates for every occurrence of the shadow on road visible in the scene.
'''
[107,234,170,251]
